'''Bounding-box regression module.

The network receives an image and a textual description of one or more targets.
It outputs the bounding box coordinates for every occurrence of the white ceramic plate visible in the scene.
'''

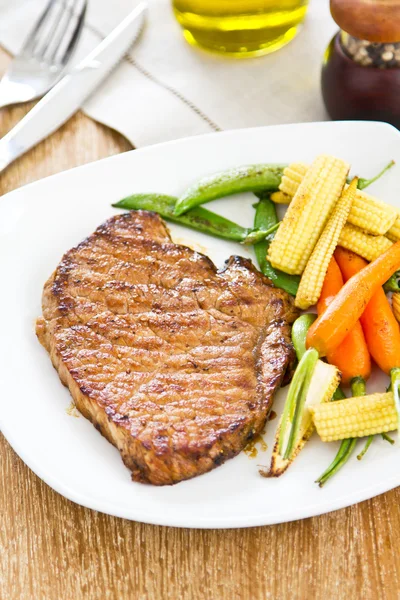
[1,121,400,529]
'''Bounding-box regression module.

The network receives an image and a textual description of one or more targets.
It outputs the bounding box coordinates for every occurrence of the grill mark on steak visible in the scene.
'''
[36,211,298,485]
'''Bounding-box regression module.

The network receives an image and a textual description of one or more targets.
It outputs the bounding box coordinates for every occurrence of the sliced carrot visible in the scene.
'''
[335,247,400,374]
[306,241,400,357]
[317,257,371,384]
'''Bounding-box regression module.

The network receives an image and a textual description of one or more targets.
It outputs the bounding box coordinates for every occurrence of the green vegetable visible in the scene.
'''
[332,387,347,401]
[316,376,366,487]
[291,314,317,360]
[384,271,400,293]
[253,195,300,296]
[279,347,319,459]
[356,160,395,191]
[357,435,373,460]
[382,432,395,444]
[316,439,357,487]
[243,222,280,245]
[278,313,320,459]
[357,376,399,460]
[112,193,274,245]
[351,375,366,397]
[174,164,286,216]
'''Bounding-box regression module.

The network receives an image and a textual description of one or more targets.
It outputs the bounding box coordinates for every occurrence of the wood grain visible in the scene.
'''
[1,47,400,600]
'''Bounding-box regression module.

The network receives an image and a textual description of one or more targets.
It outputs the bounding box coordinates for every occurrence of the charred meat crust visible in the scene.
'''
[36,211,298,485]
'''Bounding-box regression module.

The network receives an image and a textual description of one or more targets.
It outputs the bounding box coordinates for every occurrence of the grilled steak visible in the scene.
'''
[36,211,298,485]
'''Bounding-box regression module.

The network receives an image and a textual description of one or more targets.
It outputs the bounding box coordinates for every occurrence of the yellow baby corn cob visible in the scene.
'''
[392,292,400,323]
[387,214,400,242]
[349,190,397,235]
[268,154,350,275]
[311,392,397,442]
[338,224,392,262]
[279,163,308,196]
[270,191,291,204]
[295,178,358,309]
[279,163,397,235]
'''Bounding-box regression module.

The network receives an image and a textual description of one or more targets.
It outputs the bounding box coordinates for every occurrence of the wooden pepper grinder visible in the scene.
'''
[322,0,400,128]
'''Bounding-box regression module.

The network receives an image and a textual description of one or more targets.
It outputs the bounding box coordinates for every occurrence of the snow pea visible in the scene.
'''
[253,194,300,296]
[174,164,286,216]
[112,193,275,244]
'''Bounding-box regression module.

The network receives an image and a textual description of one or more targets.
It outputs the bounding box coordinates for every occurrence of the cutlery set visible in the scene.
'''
[0,0,147,174]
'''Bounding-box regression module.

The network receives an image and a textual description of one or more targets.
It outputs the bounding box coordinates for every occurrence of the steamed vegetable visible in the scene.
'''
[317,257,371,385]
[295,177,357,309]
[338,224,392,262]
[384,271,400,293]
[333,247,400,450]
[387,215,400,242]
[173,164,286,216]
[112,193,276,244]
[315,377,365,487]
[267,155,350,275]
[253,194,300,296]
[306,241,400,357]
[277,160,396,235]
[335,247,400,375]
[262,314,341,477]
[357,160,396,190]
[392,293,400,323]
[312,391,398,442]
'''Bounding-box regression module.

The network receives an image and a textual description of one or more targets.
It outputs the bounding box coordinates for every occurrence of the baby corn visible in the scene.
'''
[279,163,397,236]
[295,178,357,309]
[279,163,308,196]
[311,392,397,442]
[270,191,291,204]
[338,224,393,262]
[268,155,350,275]
[387,214,400,242]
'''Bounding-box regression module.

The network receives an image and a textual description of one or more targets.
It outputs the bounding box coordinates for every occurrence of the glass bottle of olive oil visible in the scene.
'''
[172,0,309,57]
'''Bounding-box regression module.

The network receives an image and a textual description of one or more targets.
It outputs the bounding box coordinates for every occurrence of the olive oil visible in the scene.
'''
[172,0,309,57]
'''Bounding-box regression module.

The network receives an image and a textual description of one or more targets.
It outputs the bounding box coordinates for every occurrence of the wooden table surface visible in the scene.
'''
[1,48,400,600]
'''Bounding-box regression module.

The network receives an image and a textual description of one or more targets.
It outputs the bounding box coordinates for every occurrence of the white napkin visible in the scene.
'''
[0,0,336,147]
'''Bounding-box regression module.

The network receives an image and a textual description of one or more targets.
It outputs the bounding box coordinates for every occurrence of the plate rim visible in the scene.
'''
[2,120,399,203]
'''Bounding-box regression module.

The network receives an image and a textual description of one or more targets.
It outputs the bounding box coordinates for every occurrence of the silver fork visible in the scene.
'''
[0,0,87,109]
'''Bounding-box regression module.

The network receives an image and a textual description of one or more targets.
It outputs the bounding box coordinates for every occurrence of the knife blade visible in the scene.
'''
[0,2,147,174]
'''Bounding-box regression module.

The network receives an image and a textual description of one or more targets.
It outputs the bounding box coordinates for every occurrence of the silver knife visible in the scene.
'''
[0,2,147,173]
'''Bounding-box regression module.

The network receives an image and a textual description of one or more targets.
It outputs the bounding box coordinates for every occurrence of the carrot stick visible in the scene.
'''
[335,247,400,374]
[317,257,371,384]
[306,241,400,356]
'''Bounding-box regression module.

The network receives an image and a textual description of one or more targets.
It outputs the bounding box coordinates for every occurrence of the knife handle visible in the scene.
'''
[0,74,76,175]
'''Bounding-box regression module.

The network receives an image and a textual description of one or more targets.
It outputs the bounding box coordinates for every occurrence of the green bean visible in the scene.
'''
[316,377,366,487]
[357,160,395,191]
[316,439,357,487]
[174,164,286,216]
[112,193,274,245]
[253,195,300,296]
[357,435,374,460]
